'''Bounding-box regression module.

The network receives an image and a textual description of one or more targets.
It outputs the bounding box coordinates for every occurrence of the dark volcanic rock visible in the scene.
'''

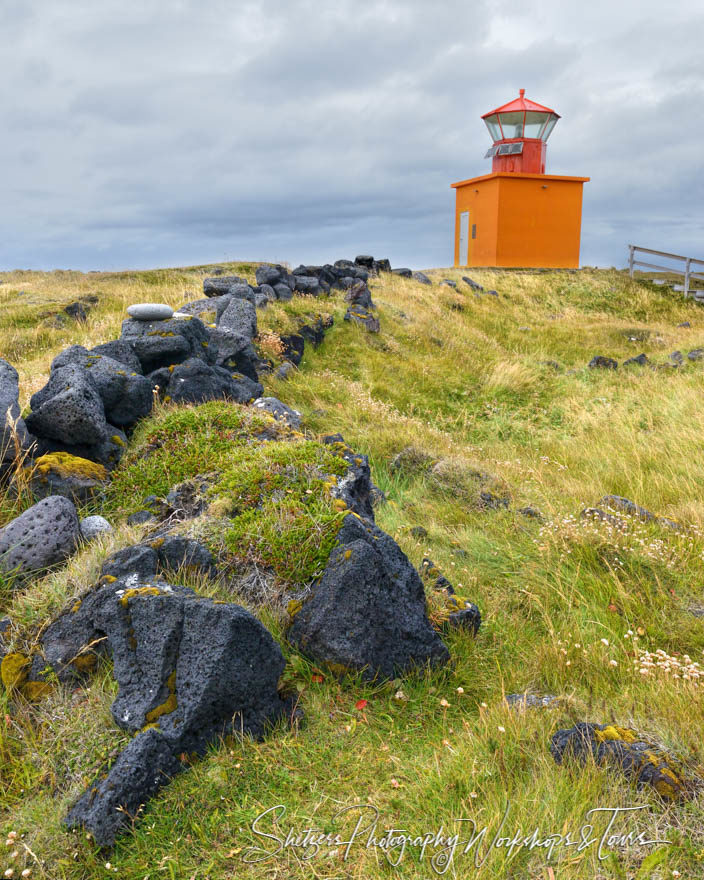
[217,297,257,339]
[101,545,159,581]
[156,536,217,579]
[287,514,449,680]
[462,276,484,292]
[588,355,618,370]
[550,721,689,800]
[391,268,412,278]
[0,496,80,578]
[255,264,284,286]
[0,359,31,468]
[203,275,249,297]
[164,358,262,405]
[322,437,376,521]
[65,727,181,847]
[623,353,649,367]
[177,296,227,324]
[252,397,302,429]
[49,346,152,428]
[29,453,107,504]
[280,334,305,366]
[31,426,128,471]
[90,340,143,374]
[120,316,215,374]
[412,271,432,285]
[56,579,292,845]
[344,306,380,333]
[345,280,374,310]
[26,364,108,446]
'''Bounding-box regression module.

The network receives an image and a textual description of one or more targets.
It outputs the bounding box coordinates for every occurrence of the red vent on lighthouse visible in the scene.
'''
[481,89,560,174]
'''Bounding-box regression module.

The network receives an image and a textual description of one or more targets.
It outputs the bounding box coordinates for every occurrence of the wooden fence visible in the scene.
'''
[628,244,704,300]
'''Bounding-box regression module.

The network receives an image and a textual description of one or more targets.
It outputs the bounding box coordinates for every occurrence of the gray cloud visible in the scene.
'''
[1,0,702,270]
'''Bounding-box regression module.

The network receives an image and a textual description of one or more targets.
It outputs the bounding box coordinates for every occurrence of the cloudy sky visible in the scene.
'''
[2,0,702,271]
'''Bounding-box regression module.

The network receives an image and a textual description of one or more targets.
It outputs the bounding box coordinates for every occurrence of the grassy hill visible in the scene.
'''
[2,263,704,878]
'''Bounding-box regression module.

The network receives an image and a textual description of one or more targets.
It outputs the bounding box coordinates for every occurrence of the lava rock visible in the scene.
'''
[293,275,321,296]
[255,264,284,286]
[90,340,143,374]
[273,282,293,301]
[299,315,333,347]
[518,505,543,519]
[164,358,262,405]
[623,353,649,367]
[48,347,153,428]
[687,349,704,361]
[325,440,376,521]
[412,271,432,285]
[550,721,689,801]
[462,276,484,291]
[445,603,481,634]
[26,364,108,447]
[392,268,412,278]
[276,361,296,380]
[0,496,80,578]
[177,296,227,324]
[253,397,302,429]
[126,303,174,321]
[59,581,293,845]
[280,334,305,366]
[354,255,375,270]
[287,514,450,680]
[31,426,128,471]
[0,359,31,468]
[203,275,249,297]
[218,297,257,339]
[80,515,113,541]
[373,258,391,273]
[120,316,215,374]
[505,693,559,709]
[588,355,618,370]
[101,545,159,581]
[156,535,217,579]
[345,281,374,310]
[344,306,380,333]
[410,526,428,539]
[63,302,89,321]
[29,453,108,504]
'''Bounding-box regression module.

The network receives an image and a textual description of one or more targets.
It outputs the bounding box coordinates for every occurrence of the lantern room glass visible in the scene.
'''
[539,114,559,141]
[523,111,549,139]
[498,111,524,139]
[484,114,502,141]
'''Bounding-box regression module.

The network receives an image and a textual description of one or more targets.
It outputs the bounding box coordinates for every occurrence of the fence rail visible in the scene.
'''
[628,244,704,299]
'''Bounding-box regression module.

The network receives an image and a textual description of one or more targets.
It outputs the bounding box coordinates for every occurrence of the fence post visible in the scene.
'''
[628,245,635,278]
[685,258,691,298]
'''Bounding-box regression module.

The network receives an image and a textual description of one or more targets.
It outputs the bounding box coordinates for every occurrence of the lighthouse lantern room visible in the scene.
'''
[451,90,589,268]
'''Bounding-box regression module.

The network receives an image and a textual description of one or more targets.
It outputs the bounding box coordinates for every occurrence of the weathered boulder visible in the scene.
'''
[688,348,704,362]
[321,435,376,521]
[90,340,143,374]
[26,365,108,447]
[623,353,649,367]
[31,425,128,471]
[462,276,483,292]
[293,275,322,296]
[550,722,690,801]
[203,275,249,297]
[253,397,302,430]
[373,258,391,273]
[392,267,412,278]
[120,316,215,373]
[273,282,293,301]
[254,284,276,307]
[79,515,113,542]
[54,579,292,845]
[345,280,374,310]
[49,346,152,428]
[156,535,217,578]
[163,358,262,405]
[65,727,182,847]
[177,295,228,324]
[344,306,379,332]
[0,359,31,468]
[354,255,375,269]
[101,544,159,581]
[412,271,432,285]
[217,297,257,339]
[299,315,333,347]
[255,264,284,286]
[0,496,80,578]
[287,514,449,680]
[280,334,305,366]
[588,355,618,370]
[29,453,107,504]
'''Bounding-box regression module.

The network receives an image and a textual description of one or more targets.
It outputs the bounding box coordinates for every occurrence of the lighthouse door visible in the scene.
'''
[458,211,470,265]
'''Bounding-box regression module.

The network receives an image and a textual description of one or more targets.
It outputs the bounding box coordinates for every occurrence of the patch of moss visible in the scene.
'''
[111,434,126,447]
[1,652,30,691]
[33,453,107,482]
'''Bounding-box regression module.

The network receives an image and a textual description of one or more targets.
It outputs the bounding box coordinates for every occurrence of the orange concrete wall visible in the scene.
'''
[453,173,586,268]
[453,177,499,266]
[495,176,584,268]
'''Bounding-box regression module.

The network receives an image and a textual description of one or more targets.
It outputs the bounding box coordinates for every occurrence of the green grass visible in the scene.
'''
[2,263,704,877]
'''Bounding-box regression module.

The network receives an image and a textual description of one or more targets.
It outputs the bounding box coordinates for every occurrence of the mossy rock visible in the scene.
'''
[28,452,108,504]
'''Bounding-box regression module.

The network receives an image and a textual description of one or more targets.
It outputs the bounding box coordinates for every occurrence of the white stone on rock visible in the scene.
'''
[126,303,174,321]
[80,515,114,541]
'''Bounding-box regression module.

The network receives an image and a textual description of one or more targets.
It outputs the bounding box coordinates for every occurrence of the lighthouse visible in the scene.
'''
[451,90,589,268]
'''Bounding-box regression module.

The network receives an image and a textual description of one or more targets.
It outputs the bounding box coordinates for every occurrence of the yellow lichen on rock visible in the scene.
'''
[145,670,178,723]
[33,453,107,482]
[119,586,162,607]
[1,652,31,691]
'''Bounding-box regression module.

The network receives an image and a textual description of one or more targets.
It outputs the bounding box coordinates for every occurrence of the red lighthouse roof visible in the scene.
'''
[481,89,559,120]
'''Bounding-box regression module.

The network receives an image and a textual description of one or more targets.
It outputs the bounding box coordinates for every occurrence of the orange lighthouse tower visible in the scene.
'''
[451,90,589,268]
